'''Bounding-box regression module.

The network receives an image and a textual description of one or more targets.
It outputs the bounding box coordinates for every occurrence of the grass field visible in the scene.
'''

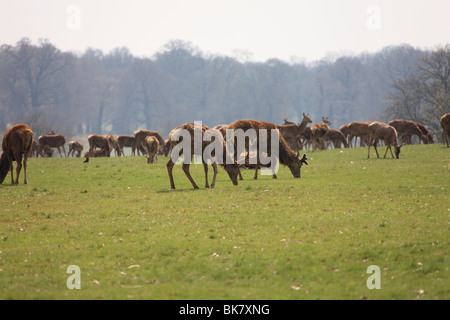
[0,144,449,300]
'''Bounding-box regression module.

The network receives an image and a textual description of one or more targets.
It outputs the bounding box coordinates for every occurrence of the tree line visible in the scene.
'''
[0,38,448,140]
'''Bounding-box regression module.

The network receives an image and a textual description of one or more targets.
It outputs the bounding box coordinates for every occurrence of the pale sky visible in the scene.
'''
[1,0,449,62]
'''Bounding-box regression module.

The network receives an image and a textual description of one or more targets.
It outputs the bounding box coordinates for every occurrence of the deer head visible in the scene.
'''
[302,113,313,124]
[394,143,403,159]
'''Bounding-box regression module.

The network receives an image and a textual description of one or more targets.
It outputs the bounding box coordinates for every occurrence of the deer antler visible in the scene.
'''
[300,153,308,165]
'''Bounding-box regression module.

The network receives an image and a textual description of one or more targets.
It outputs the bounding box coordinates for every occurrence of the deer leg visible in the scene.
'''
[373,141,380,158]
[202,160,210,188]
[8,157,14,185]
[272,155,278,179]
[388,145,395,158]
[14,155,22,185]
[211,162,218,188]
[23,156,28,184]
[62,145,67,158]
[166,159,176,189]
[253,152,259,179]
[238,167,243,180]
[383,145,391,158]
[182,163,199,189]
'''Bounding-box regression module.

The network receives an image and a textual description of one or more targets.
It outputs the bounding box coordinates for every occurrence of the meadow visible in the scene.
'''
[0,144,448,300]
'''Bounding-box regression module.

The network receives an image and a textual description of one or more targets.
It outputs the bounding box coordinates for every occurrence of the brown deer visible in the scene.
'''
[388,119,428,145]
[167,123,240,189]
[143,136,160,164]
[83,149,108,157]
[347,121,372,148]
[88,134,111,157]
[30,140,40,157]
[226,119,308,179]
[117,135,137,156]
[105,134,121,156]
[0,124,34,184]
[38,133,66,157]
[134,129,165,155]
[440,113,450,147]
[311,117,331,151]
[367,121,403,159]
[278,113,312,152]
[68,140,84,157]
[416,123,434,144]
[325,129,349,148]
[339,124,350,146]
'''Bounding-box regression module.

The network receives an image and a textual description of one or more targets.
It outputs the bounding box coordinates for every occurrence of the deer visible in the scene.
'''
[167,123,240,189]
[117,135,137,156]
[83,149,108,158]
[0,124,34,184]
[30,140,40,157]
[325,129,349,148]
[339,124,350,145]
[278,113,312,152]
[367,121,403,159]
[440,113,450,147]
[226,119,308,180]
[346,121,372,148]
[38,133,67,157]
[388,119,428,145]
[310,116,331,151]
[134,129,165,155]
[158,139,171,157]
[68,140,84,157]
[143,136,160,164]
[88,134,111,157]
[416,123,434,144]
[105,134,121,156]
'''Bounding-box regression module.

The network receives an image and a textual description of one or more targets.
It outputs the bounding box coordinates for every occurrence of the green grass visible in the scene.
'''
[0,144,449,300]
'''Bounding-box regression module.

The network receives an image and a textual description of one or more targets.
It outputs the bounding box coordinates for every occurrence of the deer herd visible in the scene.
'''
[1,112,449,187]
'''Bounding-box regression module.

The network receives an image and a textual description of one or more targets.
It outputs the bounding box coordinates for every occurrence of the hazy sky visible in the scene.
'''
[1,0,449,62]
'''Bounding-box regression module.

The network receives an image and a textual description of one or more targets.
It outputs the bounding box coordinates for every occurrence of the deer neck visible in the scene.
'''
[298,117,309,132]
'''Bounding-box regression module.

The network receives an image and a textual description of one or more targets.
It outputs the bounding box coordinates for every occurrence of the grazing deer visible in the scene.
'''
[68,140,84,157]
[440,113,450,147]
[368,121,403,159]
[347,121,372,148]
[143,136,160,164]
[325,129,349,148]
[30,140,40,157]
[83,149,108,157]
[134,129,165,155]
[278,113,312,152]
[88,134,111,157]
[0,124,34,184]
[105,134,121,156]
[159,139,171,156]
[117,135,137,156]
[415,123,434,144]
[38,133,66,157]
[166,123,240,189]
[388,119,428,145]
[226,119,308,179]
[311,117,331,151]
[339,124,350,145]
